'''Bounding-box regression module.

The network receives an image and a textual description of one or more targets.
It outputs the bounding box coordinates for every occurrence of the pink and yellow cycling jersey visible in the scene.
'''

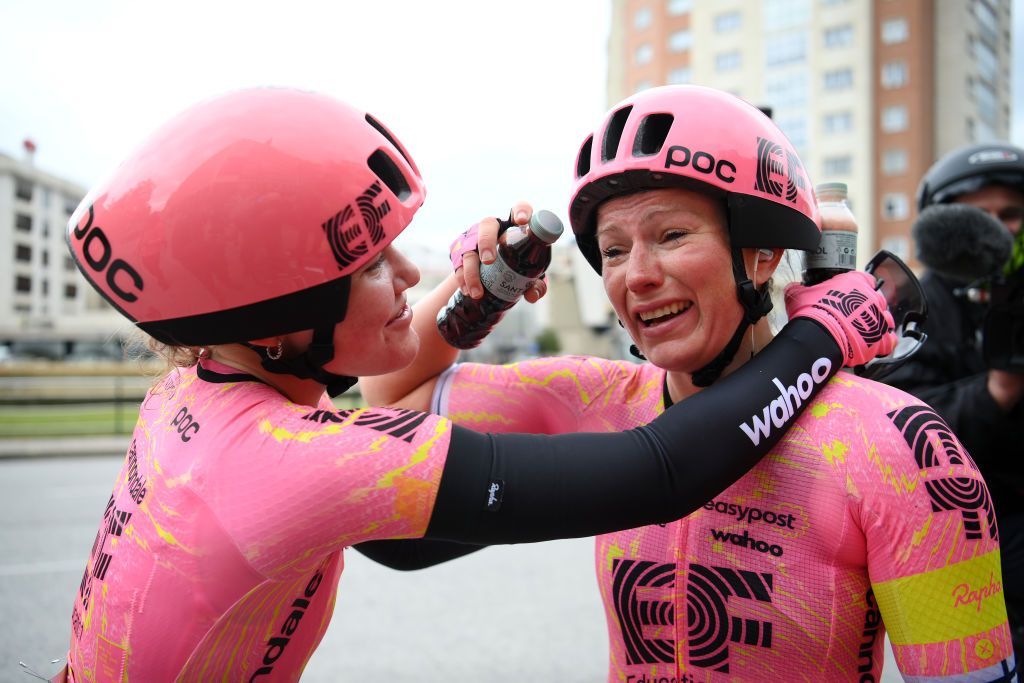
[435,356,1016,682]
[67,360,451,682]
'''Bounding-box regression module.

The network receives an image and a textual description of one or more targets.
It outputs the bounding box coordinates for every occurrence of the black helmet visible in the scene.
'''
[917,142,1024,212]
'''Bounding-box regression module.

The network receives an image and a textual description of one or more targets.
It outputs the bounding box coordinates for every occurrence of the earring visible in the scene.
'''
[196,347,209,360]
[266,340,284,361]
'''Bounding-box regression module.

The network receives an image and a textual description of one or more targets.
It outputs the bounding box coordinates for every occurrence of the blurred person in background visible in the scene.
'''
[885,141,1024,662]
[363,86,1016,682]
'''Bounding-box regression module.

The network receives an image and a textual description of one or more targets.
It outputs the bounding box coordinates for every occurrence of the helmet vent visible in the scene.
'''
[601,106,633,163]
[633,114,673,157]
[367,150,411,201]
[576,136,593,178]
[365,114,413,168]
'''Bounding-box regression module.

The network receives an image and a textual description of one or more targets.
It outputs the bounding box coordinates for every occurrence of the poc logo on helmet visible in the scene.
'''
[663,145,736,183]
[71,205,144,303]
[754,137,806,204]
[739,357,832,446]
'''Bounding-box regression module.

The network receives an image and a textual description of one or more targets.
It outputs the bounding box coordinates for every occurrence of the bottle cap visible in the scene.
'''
[529,210,565,244]
[815,182,848,201]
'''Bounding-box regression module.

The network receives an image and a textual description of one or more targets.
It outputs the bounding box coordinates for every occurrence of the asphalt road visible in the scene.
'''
[0,455,901,682]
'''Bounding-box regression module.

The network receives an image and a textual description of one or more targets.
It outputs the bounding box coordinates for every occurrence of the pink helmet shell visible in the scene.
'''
[569,85,821,272]
[66,88,426,346]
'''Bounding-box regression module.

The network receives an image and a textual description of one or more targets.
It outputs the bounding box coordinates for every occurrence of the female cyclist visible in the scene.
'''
[363,86,1016,681]
[59,87,893,681]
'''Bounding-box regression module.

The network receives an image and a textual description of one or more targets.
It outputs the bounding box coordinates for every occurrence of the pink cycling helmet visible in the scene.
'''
[67,87,425,347]
[569,85,821,273]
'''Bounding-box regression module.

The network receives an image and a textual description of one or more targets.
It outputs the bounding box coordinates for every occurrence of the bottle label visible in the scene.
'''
[805,230,857,270]
[479,253,535,303]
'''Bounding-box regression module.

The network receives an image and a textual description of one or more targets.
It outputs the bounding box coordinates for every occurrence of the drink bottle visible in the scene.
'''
[803,182,858,285]
[437,209,564,349]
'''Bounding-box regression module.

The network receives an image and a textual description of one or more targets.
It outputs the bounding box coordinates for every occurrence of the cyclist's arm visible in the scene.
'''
[352,538,486,570]
[427,318,841,543]
[859,397,1015,681]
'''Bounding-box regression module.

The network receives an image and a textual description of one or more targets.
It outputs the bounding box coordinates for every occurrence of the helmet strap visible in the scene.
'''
[246,324,357,398]
[691,246,773,387]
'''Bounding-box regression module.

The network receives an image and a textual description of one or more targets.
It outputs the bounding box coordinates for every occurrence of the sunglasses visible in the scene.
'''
[855,250,928,381]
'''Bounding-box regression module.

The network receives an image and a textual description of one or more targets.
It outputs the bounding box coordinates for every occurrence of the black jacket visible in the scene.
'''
[884,270,1024,515]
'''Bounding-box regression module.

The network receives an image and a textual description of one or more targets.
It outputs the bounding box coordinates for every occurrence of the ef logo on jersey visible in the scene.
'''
[610,560,774,674]
[888,405,998,541]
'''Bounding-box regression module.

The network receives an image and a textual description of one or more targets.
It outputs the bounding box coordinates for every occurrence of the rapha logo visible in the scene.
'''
[322,181,391,270]
[486,479,504,511]
[754,137,806,204]
[739,357,832,445]
[952,572,1003,613]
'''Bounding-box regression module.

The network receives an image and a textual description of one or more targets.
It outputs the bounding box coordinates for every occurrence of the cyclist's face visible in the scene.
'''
[596,188,747,373]
[326,244,422,377]
[954,184,1024,236]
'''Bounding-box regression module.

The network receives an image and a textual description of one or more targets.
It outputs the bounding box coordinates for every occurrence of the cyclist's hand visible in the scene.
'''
[784,270,897,368]
[449,202,546,303]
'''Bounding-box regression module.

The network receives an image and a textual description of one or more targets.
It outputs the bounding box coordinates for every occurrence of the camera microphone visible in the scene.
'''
[912,204,1013,283]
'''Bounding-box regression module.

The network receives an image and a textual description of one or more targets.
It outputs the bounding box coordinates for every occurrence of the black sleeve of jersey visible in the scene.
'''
[426,318,842,544]
[352,538,487,571]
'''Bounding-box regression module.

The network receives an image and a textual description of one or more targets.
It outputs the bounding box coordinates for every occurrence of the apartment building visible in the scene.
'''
[0,143,123,356]
[607,0,1014,268]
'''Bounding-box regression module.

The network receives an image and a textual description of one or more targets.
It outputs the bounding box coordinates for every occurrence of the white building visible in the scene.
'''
[0,144,124,357]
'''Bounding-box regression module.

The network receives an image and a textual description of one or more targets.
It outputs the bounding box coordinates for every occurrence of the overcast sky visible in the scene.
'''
[1,0,1021,255]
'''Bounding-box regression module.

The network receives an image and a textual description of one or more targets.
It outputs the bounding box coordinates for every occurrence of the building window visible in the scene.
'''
[15,244,32,262]
[974,38,998,83]
[64,196,79,214]
[765,31,807,66]
[714,11,742,33]
[883,148,909,175]
[15,213,32,232]
[973,78,998,125]
[669,30,692,52]
[882,193,910,220]
[764,0,811,31]
[824,24,853,48]
[715,51,742,72]
[15,177,33,201]
[823,68,853,91]
[668,0,693,15]
[881,105,909,132]
[42,280,49,296]
[974,1,998,45]
[635,43,653,66]
[42,250,48,266]
[634,7,652,29]
[777,116,808,150]
[823,155,852,176]
[881,17,909,44]
[64,284,78,299]
[668,67,693,84]
[823,111,853,133]
[881,236,910,261]
[65,256,75,271]
[765,70,809,108]
[15,276,31,293]
[881,61,908,89]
